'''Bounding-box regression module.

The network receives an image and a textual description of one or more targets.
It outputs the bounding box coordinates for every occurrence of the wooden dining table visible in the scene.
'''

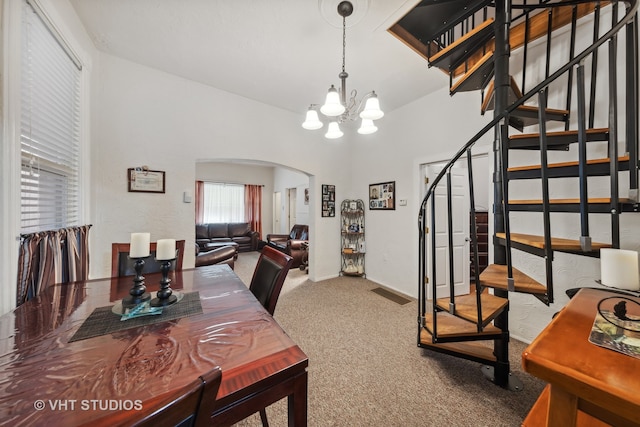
[0,264,308,426]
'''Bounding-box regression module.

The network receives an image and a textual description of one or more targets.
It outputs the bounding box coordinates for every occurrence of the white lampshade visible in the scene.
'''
[302,108,323,130]
[359,92,384,120]
[320,85,345,117]
[325,122,343,139]
[357,119,378,135]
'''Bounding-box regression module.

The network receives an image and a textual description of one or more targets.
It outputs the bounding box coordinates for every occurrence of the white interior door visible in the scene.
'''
[274,192,281,234]
[425,164,470,299]
[287,188,297,230]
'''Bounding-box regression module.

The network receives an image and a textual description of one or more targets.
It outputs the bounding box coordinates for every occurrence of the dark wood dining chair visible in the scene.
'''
[249,244,294,316]
[248,245,294,427]
[111,239,185,277]
[131,366,222,427]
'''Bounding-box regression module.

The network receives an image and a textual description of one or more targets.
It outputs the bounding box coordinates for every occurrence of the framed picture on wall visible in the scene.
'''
[128,167,165,193]
[369,181,395,210]
[322,184,335,217]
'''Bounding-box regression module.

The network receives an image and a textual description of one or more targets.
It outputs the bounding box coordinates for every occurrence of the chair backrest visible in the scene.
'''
[193,366,224,427]
[289,224,308,240]
[111,240,185,277]
[132,366,221,427]
[249,245,294,315]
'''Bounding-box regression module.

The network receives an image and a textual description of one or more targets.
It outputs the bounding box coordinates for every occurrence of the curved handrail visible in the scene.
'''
[419,0,637,214]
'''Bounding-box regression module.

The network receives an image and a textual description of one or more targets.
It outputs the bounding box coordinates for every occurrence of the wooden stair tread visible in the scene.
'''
[495,232,611,251]
[452,2,604,79]
[509,197,633,204]
[480,264,547,295]
[435,293,508,325]
[428,18,495,69]
[508,128,610,150]
[481,76,523,114]
[419,328,497,363]
[508,155,628,172]
[509,127,609,142]
[423,311,501,338]
[514,104,569,117]
[523,385,613,427]
[449,51,494,94]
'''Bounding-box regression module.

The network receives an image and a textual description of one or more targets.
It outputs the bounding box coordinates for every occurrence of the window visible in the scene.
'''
[202,183,245,223]
[20,0,82,233]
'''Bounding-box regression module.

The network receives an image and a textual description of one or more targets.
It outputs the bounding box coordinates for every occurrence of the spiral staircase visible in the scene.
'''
[390,0,639,393]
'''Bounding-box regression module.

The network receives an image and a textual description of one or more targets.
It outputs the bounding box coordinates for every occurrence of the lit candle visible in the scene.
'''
[130,232,150,258]
[156,238,176,261]
[600,248,640,291]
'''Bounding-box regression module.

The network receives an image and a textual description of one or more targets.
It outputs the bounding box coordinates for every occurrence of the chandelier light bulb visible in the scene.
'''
[325,122,344,139]
[320,85,346,116]
[357,118,378,135]
[302,107,323,130]
[359,92,384,120]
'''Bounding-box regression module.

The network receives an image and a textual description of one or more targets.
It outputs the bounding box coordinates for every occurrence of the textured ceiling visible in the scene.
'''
[69,0,448,115]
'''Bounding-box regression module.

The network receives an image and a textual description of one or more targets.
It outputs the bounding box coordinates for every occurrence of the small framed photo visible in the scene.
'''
[128,168,165,193]
[322,184,335,217]
[369,181,395,210]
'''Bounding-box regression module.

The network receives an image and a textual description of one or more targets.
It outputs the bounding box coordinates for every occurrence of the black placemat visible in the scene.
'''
[69,291,202,343]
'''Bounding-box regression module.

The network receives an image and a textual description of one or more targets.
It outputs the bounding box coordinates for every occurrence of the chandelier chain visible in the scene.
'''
[342,15,346,74]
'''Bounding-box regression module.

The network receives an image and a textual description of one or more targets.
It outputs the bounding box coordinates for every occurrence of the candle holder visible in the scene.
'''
[122,256,151,307]
[150,258,178,307]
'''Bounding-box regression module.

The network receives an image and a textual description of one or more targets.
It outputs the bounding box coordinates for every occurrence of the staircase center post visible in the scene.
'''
[491,0,512,389]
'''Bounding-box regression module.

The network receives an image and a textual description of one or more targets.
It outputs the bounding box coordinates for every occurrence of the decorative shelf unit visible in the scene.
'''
[340,199,366,277]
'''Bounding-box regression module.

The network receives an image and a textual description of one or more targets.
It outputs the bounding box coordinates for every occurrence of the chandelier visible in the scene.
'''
[302,0,384,139]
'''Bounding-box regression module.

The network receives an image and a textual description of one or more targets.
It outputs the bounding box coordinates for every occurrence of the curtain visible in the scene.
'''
[195,180,204,224]
[245,185,263,239]
[16,225,91,306]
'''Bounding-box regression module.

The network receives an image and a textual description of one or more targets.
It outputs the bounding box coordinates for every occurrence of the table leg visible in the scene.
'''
[287,371,308,427]
[547,384,578,427]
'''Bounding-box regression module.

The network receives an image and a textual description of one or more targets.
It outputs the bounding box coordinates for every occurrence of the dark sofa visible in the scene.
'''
[196,222,260,252]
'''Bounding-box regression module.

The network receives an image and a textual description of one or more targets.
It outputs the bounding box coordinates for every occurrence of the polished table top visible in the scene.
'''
[522,288,640,425]
[0,265,308,426]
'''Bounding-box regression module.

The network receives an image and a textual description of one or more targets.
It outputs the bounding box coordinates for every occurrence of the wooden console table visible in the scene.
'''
[522,288,640,426]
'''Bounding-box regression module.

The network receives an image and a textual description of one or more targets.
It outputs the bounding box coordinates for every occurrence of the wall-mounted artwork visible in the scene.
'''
[369,181,395,210]
[128,167,165,193]
[322,184,335,217]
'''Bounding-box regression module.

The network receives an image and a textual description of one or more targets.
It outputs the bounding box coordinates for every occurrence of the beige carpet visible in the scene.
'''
[231,252,545,427]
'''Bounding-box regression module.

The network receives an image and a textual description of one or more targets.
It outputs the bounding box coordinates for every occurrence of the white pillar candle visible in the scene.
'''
[129,232,150,258]
[600,248,640,290]
[156,238,176,261]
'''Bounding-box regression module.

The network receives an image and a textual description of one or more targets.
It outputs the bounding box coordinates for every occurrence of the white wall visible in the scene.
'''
[195,161,275,237]
[89,52,349,282]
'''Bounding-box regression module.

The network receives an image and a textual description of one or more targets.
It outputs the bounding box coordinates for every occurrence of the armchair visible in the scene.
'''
[266,224,308,268]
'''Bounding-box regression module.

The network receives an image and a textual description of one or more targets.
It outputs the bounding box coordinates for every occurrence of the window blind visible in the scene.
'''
[20,0,81,232]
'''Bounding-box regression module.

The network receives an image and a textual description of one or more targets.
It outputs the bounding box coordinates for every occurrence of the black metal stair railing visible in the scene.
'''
[418,0,638,341]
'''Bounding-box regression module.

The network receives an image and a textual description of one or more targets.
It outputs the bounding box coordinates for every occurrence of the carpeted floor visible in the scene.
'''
[231,252,545,427]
